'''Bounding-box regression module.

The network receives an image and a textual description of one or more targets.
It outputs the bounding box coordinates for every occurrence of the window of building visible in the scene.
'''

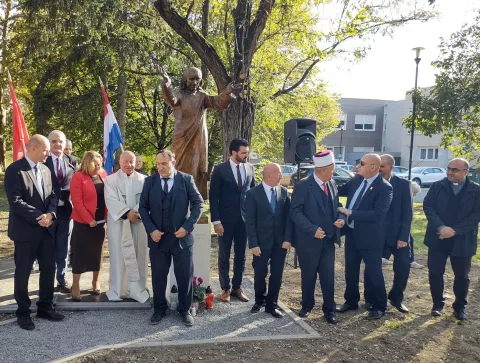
[352,146,375,152]
[326,146,345,160]
[419,147,439,160]
[354,114,376,131]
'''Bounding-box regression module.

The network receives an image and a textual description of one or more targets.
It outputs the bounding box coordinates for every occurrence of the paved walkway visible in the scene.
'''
[0,258,316,363]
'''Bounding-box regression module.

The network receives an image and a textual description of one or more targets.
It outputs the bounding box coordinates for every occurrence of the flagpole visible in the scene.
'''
[7,69,27,155]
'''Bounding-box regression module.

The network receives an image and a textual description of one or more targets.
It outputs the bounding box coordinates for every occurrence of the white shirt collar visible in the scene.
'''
[229,159,244,169]
[313,173,328,188]
[365,173,379,185]
[262,181,276,194]
[25,155,39,170]
[160,168,176,180]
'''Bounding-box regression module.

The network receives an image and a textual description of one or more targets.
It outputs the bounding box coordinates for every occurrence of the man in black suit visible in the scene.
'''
[139,149,204,326]
[45,130,77,293]
[209,138,256,303]
[291,151,345,324]
[337,153,393,320]
[4,135,65,330]
[379,154,413,313]
[424,158,480,321]
[245,163,293,318]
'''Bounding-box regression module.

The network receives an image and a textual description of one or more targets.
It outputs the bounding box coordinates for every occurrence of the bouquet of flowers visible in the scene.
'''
[192,276,207,303]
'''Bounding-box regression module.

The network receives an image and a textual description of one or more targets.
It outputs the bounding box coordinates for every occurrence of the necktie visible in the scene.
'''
[162,178,170,195]
[323,182,329,196]
[236,165,242,191]
[34,165,45,200]
[56,158,64,185]
[270,187,277,213]
[352,180,368,210]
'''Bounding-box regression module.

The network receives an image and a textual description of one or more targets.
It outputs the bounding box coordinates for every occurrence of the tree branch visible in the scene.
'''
[154,0,231,90]
[270,58,319,99]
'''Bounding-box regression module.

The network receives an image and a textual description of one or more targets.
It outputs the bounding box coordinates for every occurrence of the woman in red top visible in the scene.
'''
[70,151,107,301]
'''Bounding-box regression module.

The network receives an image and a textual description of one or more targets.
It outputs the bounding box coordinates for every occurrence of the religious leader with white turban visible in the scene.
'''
[290,150,346,324]
[104,151,150,303]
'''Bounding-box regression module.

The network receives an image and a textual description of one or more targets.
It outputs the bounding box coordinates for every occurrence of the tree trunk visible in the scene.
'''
[221,97,254,160]
[116,72,128,143]
[201,0,210,85]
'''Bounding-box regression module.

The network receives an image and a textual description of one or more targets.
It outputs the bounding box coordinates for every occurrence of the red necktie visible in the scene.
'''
[323,182,328,196]
[56,158,64,184]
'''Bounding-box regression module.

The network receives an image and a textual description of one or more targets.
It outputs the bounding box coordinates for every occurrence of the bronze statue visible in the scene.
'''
[158,66,242,199]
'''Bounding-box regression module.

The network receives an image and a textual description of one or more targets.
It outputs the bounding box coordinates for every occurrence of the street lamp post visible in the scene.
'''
[408,47,424,181]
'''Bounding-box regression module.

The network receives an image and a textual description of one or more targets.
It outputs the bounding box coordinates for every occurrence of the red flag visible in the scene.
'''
[8,70,29,161]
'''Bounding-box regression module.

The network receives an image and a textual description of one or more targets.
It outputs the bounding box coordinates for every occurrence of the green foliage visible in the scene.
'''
[410,11,480,161]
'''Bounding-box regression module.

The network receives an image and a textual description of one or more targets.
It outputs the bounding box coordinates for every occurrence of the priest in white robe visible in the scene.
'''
[104,151,149,303]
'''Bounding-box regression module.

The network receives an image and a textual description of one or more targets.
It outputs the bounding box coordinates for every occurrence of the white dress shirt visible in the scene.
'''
[230,159,246,186]
[160,169,176,192]
[25,155,44,200]
[262,182,276,203]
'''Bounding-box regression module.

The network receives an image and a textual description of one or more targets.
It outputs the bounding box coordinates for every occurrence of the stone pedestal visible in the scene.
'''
[167,215,211,307]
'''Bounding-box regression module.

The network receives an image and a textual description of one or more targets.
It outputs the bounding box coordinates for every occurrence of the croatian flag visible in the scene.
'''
[100,80,123,175]
[8,70,30,161]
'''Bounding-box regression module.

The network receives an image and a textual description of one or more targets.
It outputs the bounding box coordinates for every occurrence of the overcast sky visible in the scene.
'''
[319,0,478,101]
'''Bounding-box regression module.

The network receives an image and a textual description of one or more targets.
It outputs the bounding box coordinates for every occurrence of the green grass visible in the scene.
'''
[0,181,7,213]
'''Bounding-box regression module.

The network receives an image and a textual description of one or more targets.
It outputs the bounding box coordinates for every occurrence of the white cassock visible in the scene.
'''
[104,170,149,303]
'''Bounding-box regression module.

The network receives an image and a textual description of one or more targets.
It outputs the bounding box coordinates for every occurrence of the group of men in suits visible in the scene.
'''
[240,149,480,324]
[5,131,479,331]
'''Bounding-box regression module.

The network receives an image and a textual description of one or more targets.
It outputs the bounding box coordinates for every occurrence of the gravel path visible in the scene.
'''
[0,278,309,363]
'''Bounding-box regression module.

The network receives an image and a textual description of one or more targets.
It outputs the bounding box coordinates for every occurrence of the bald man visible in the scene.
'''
[245,163,293,318]
[424,158,480,321]
[4,135,65,330]
[45,130,77,293]
[337,153,393,320]
[104,151,149,303]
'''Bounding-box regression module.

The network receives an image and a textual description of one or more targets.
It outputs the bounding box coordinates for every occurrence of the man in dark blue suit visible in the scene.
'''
[4,135,65,330]
[139,150,204,326]
[209,138,256,303]
[245,163,293,318]
[291,151,345,324]
[337,153,393,320]
[379,154,413,313]
[45,130,77,293]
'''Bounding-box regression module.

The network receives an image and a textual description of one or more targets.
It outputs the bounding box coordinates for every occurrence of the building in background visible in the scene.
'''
[320,94,453,169]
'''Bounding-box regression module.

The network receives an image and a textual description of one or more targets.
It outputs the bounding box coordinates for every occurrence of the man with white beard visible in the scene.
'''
[104,151,149,303]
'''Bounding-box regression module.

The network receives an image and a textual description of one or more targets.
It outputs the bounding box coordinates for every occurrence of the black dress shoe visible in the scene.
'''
[337,303,359,313]
[37,309,65,321]
[431,305,444,317]
[325,312,338,324]
[298,308,311,318]
[251,302,265,313]
[390,301,409,314]
[17,316,35,330]
[366,310,385,320]
[364,302,374,311]
[182,312,194,326]
[150,311,166,325]
[57,281,71,293]
[454,309,467,321]
[266,308,284,318]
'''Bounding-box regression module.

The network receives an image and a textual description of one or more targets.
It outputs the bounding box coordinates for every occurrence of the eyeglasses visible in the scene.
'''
[359,161,379,167]
[447,167,468,173]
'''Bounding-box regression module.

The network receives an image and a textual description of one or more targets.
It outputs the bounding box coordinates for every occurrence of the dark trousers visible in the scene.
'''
[150,234,193,315]
[54,206,70,283]
[381,243,411,304]
[14,237,55,317]
[344,231,387,311]
[297,240,336,313]
[218,219,247,290]
[428,245,471,311]
[383,235,415,263]
[252,242,287,310]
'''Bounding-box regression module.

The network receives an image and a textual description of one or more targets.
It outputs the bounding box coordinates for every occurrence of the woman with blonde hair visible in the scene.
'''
[69,151,108,300]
